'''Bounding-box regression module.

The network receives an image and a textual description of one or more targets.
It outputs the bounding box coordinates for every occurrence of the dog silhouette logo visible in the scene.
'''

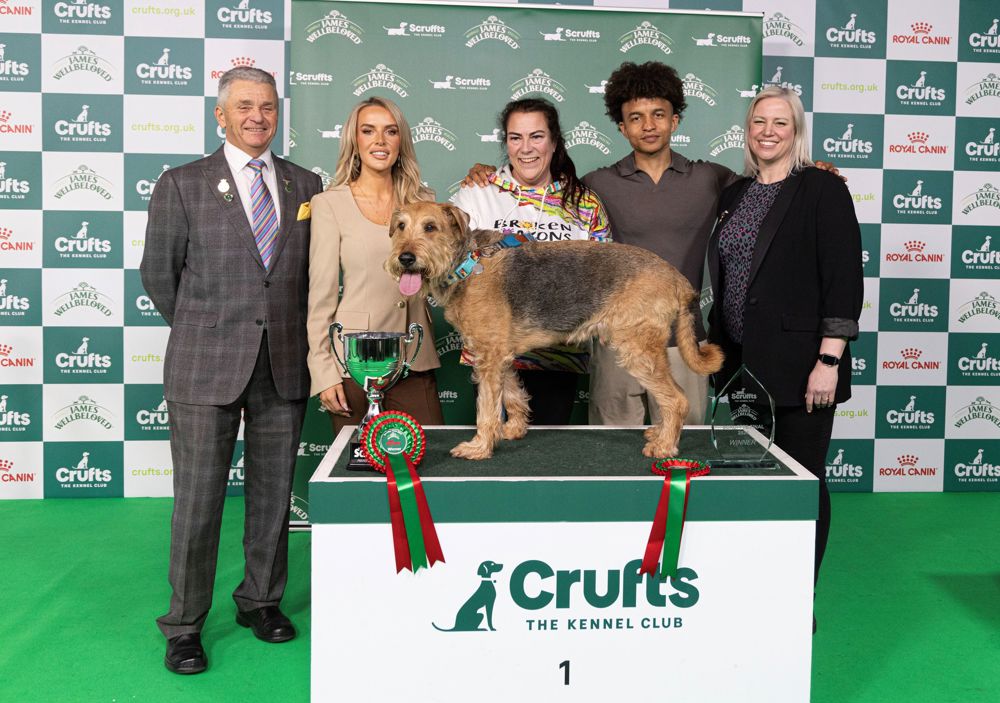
[433,560,503,632]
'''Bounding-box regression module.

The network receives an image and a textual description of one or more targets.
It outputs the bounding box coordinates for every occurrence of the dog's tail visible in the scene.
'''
[674,303,724,376]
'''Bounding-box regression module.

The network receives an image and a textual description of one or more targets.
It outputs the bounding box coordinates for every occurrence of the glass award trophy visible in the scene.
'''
[329,322,423,470]
[709,364,778,469]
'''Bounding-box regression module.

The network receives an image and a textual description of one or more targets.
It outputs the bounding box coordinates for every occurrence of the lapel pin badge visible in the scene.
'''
[283,178,293,193]
[223,193,234,202]
[218,179,230,194]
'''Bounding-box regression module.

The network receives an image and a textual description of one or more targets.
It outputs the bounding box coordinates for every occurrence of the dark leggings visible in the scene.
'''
[774,404,835,586]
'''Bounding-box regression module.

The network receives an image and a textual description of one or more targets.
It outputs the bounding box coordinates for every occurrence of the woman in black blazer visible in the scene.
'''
[707,87,863,610]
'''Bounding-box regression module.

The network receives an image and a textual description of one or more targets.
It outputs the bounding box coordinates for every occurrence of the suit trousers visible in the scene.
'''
[588,341,709,426]
[773,404,835,587]
[157,332,306,639]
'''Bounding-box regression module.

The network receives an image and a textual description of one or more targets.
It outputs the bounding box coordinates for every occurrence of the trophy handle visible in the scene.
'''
[329,322,348,373]
[400,323,423,378]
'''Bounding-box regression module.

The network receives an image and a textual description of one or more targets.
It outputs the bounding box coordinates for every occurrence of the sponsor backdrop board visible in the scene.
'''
[311,427,817,702]
[1,0,997,506]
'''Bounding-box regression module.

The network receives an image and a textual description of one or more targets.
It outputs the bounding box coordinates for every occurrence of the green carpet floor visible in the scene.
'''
[1,493,997,702]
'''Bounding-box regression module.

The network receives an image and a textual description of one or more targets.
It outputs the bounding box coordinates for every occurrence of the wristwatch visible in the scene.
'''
[818,353,840,367]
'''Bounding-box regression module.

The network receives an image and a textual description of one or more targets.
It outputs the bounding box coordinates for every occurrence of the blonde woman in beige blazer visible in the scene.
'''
[307,97,443,436]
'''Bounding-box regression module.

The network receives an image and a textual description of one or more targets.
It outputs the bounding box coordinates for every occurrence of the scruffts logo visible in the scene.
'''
[51,281,115,318]
[895,69,947,106]
[0,108,32,135]
[540,27,600,43]
[465,15,520,49]
[619,21,674,55]
[0,342,33,369]
[964,72,1000,106]
[825,12,877,49]
[960,183,1000,215]
[564,121,612,155]
[51,164,114,202]
[691,31,751,49]
[52,395,114,431]
[315,124,341,140]
[288,69,332,87]
[216,0,273,31]
[304,9,363,44]
[383,21,445,38]
[683,73,718,107]
[956,291,1000,324]
[879,454,936,478]
[0,160,31,201]
[952,396,1000,430]
[510,69,566,103]
[709,126,744,157]
[51,45,114,83]
[822,121,874,158]
[885,396,935,431]
[352,64,409,98]
[764,12,806,47]
[433,561,504,632]
[428,75,490,91]
[411,117,458,152]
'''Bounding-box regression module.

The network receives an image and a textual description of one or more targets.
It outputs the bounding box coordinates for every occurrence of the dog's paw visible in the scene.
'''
[451,440,494,460]
[642,441,679,458]
[643,426,659,441]
[501,420,528,441]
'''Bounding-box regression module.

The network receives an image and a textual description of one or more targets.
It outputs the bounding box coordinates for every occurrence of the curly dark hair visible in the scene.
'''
[602,61,687,124]
[498,98,588,212]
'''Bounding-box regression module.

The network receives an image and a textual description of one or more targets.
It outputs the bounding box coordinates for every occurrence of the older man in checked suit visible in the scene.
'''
[141,66,322,675]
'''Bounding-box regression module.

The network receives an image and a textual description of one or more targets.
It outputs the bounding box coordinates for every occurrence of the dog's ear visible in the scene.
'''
[388,208,405,237]
[441,204,470,237]
[477,561,489,577]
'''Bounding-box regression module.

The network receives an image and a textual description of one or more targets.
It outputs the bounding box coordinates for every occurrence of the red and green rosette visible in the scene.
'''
[360,411,444,573]
[640,458,711,581]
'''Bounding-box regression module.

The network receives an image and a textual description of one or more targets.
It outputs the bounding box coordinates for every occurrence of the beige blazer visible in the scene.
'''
[307,184,441,396]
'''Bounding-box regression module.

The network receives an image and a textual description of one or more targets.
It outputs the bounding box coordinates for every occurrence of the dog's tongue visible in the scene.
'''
[398,272,422,296]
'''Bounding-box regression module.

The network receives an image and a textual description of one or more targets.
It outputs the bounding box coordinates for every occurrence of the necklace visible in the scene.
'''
[351,183,395,225]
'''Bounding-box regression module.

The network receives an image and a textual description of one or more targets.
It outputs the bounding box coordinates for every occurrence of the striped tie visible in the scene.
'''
[247,158,278,269]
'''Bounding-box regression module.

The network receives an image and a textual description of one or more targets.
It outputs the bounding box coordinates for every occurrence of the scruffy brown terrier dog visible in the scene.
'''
[386,202,723,460]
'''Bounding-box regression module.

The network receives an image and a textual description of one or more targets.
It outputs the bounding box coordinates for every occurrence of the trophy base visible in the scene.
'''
[706,459,779,470]
[345,440,381,471]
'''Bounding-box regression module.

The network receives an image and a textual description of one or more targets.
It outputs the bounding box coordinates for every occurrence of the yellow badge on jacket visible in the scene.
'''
[297,202,311,221]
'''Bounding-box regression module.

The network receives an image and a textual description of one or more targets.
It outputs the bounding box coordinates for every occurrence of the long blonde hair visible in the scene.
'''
[331,97,434,204]
[742,86,813,178]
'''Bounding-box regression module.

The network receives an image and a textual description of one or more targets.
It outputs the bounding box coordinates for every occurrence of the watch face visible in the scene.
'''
[819,354,840,366]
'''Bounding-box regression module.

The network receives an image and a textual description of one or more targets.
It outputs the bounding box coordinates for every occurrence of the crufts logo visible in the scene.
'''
[55,451,112,485]
[683,73,718,107]
[352,64,409,98]
[826,448,864,480]
[825,12,877,48]
[823,122,874,157]
[54,104,112,143]
[304,10,363,44]
[885,395,935,428]
[960,183,1000,215]
[888,287,939,321]
[959,234,1000,271]
[953,448,1000,479]
[136,164,170,200]
[956,341,1000,378]
[52,1,112,24]
[952,396,1000,430]
[967,18,1000,53]
[0,160,31,199]
[135,48,193,85]
[895,69,946,104]
[51,45,114,83]
[880,454,936,477]
[55,336,112,373]
[217,0,273,28]
[956,291,1000,324]
[135,397,169,430]
[964,126,999,163]
[892,180,943,215]
[510,69,566,103]
[54,220,112,258]
[0,393,32,429]
[433,560,504,632]
[763,65,803,96]
[0,43,31,82]
[619,21,673,55]
[0,278,32,316]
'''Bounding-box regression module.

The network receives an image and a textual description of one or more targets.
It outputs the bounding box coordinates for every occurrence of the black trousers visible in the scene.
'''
[517,369,579,425]
[774,405,835,586]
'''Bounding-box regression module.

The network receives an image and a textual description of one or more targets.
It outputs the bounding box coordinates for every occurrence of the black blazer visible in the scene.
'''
[707,167,863,407]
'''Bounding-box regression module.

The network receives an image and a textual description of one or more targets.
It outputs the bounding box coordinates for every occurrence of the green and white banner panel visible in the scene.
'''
[311,427,817,702]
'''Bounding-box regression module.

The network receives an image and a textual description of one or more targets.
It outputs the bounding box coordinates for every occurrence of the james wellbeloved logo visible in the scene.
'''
[619,21,674,55]
[435,330,463,359]
[708,126,744,158]
[565,122,612,156]
[352,64,409,98]
[465,15,520,50]
[540,26,600,43]
[51,281,115,318]
[304,9,364,44]
[411,117,458,152]
[384,20,446,38]
[51,45,114,83]
[952,396,1000,430]
[764,12,806,47]
[960,183,1000,215]
[683,73,718,107]
[510,69,566,103]
[428,75,490,92]
[51,395,114,432]
[956,291,1000,325]
[432,559,699,634]
[949,336,1000,384]
[823,11,878,50]
[963,72,1000,106]
[52,164,114,202]
[892,21,952,47]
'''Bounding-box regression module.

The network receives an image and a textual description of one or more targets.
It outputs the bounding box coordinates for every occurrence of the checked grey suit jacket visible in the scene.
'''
[141,147,323,406]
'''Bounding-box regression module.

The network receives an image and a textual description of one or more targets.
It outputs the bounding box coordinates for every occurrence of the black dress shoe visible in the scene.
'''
[165,633,207,674]
[236,606,296,643]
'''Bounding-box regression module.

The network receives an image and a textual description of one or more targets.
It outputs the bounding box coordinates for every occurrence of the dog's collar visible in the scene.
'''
[443,231,535,288]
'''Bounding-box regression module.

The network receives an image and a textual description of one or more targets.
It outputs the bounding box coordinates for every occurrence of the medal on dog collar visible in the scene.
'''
[640,458,710,581]
[360,411,443,573]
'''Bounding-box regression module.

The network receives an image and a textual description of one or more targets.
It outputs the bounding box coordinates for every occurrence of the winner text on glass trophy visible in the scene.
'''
[709,364,778,469]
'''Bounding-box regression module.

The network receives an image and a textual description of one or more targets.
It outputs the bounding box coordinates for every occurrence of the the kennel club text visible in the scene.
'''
[514,560,699,633]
